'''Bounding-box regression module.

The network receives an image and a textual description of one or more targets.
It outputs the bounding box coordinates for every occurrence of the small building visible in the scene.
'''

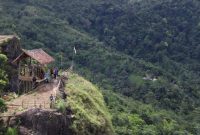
[12,48,55,94]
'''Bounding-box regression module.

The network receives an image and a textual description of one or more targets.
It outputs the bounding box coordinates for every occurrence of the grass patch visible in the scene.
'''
[5,127,18,135]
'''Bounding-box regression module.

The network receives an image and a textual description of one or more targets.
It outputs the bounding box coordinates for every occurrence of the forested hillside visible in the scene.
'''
[0,0,200,134]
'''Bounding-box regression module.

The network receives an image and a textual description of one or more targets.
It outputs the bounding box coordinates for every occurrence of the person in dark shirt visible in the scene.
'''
[50,94,54,108]
[50,94,53,101]
[53,67,59,79]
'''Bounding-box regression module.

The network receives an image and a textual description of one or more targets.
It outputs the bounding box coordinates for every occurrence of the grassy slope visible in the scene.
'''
[66,72,114,135]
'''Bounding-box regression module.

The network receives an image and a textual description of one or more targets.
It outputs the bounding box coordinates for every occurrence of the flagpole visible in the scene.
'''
[71,46,76,70]
[60,52,63,70]
[71,50,74,70]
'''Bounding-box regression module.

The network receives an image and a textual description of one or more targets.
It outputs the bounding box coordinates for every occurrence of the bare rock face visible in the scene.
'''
[56,75,68,100]
[18,109,73,135]
[1,36,21,62]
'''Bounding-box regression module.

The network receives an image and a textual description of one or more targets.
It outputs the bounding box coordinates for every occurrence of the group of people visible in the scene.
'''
[45,67,59,82]
[32,67,59,89]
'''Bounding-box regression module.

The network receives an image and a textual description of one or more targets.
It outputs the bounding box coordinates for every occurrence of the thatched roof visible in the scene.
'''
[13,48,55,65]
[0,35,18,44]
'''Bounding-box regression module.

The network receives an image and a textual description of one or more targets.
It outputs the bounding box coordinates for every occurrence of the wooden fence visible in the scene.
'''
[0,101,50,117]
[21,100,50,109]
[5,100,50,111]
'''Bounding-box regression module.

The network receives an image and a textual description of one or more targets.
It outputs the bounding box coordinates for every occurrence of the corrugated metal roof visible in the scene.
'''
[23,49,55,65]
[13,48,55,65]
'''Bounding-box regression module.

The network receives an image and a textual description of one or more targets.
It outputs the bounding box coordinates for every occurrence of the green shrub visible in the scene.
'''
[0,98,7,112]
[5,127,18,135]
[55,99,66,113]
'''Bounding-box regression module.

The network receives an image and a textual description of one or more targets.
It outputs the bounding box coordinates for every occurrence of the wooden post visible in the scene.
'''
[26,81,28,92]
[29,57,31,66]
[22,81,24,94]
[30,81,31,91]
[18,61,21,76]
[22,81,23,94]
[29,81,31,91]
[32,66,35,77]
[28,81,29,92]
[36,67,38,78]
[31,80,34,90]
[25,81,27,93]
[24,81,25,93]
[34,100,36,108]
[28,81,30,92]
[29,57,32,77]
[24,81,26,93]
[18,80,20,95]
[23,65,25,76]
[38,67,40,77]
[27,81,29,92]
[22,100,24,108]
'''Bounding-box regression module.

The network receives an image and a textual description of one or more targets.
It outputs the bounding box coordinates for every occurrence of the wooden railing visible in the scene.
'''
[0,101,51,117]
[21,100,50,109]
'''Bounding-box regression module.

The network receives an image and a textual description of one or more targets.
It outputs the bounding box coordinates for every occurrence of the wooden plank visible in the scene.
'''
[0,115,16,117]
[19,76,32,81]
[6,104,21,106]
[36,78,46,83]
[18,61,21,76]
[24,81,25,93]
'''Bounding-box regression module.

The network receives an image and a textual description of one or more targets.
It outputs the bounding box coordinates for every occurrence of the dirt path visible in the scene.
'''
[1,79,60,116]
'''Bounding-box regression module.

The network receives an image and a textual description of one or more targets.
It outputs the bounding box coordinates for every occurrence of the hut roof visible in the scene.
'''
[13,48,55,65]
[0,35,19,44]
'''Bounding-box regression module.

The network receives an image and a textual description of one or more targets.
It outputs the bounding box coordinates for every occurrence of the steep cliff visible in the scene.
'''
[65,72,114,135]
[0,35,21,92]
[17,109,72,135]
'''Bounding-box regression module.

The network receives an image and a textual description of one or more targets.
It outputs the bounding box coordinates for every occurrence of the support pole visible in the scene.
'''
[71,50,74,71]
[28,81,30,92]
[60,52,63,70]
[18,61,21,76]
[22,100,24,108]
[34,100,36,108]
[18,80,20,95]
[23,66,25,76]
[25,81,27,93]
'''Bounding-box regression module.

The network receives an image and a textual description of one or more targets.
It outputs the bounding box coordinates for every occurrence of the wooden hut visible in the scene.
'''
[12,48,55,94]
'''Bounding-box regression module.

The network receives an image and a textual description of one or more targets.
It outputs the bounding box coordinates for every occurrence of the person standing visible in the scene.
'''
[53,68,55,79]
[54,67,59,79]
[50,94,54,108]
[45,69,50,83]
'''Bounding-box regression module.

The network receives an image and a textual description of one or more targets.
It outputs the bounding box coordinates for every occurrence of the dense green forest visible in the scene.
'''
[0,0,200,134]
